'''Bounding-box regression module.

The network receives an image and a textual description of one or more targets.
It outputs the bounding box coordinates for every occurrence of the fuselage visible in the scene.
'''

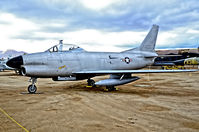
[21,50,155,77]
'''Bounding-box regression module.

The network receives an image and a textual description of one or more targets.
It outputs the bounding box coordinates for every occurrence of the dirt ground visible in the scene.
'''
[0,71,199,132]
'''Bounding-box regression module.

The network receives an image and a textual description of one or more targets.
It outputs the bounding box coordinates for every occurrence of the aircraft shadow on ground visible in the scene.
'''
[59,84,198,97]
[0,73,20,76]
[20,92,44,94]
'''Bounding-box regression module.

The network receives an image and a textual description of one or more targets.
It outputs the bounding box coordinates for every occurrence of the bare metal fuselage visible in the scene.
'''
[22,51,154,77]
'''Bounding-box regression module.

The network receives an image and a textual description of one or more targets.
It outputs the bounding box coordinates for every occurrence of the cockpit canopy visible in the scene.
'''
[47,43,85,53]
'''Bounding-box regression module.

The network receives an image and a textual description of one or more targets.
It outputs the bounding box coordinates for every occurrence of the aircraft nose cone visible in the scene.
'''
[6,56,23,69]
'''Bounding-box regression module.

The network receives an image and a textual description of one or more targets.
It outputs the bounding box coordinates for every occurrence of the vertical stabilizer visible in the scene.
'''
[122,25,159,53]
[139,24,159,52]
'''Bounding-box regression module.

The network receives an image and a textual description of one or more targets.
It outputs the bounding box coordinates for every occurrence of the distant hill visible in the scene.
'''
[0,50,26,59]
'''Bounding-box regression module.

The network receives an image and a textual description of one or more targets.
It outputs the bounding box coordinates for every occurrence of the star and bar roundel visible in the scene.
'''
[122,57,132,64]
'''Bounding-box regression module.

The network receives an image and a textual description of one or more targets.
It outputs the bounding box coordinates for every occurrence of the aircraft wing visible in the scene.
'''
[74,69,198,74]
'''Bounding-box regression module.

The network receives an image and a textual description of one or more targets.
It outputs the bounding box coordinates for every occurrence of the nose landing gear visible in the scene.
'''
[28,77,37,94]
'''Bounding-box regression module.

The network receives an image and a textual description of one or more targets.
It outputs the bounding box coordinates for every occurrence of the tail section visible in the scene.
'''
[123,24,159,53]
[139,24,159,52]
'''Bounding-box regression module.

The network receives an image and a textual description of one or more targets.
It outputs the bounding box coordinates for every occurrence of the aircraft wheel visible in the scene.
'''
[105,86,116,92]
[28,84,37,94]
[87,79,96,87]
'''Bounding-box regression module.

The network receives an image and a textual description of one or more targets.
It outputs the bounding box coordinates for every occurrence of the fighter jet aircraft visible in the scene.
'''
[6,25,198,93]
[0,58,14,71]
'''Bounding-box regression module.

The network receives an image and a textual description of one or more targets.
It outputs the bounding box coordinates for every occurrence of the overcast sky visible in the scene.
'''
[0,0,199,53]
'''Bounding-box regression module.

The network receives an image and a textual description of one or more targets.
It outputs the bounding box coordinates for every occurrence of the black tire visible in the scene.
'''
[106,86,116,91]
[87,79,96,87]
[28,85,37,94]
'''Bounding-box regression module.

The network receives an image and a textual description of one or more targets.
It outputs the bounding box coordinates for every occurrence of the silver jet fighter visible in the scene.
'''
[6,25,197,93]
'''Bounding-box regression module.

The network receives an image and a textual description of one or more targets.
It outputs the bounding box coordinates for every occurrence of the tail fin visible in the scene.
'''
[139,24,159,52]
[123,25,159,53]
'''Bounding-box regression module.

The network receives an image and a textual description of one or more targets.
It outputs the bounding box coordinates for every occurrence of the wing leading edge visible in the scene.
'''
[74,69,198,74]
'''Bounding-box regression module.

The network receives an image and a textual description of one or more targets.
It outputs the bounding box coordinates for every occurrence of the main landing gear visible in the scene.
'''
[28,77,37,94]
[87,78,96,87]
[104,86,117,92]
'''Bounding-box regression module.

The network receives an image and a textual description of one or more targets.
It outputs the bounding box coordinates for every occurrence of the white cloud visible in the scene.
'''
[187,29,199,34]
[0,10,150,53]
[0,12,41,52]
[1,0,199,53]
[38,0,129,16]
[157,26,199,48]
[41,0,123,11]
[31,29,147,52]
[0,12,39,36]
[1,11,197,53]
[158,32,178,46]
[80,0,120,10]
[0,12,67,53]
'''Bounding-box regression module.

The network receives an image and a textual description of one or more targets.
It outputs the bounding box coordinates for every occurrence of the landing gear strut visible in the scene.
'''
[87,78,96,87]
[28,77,37,94]
[105,86,117,92]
